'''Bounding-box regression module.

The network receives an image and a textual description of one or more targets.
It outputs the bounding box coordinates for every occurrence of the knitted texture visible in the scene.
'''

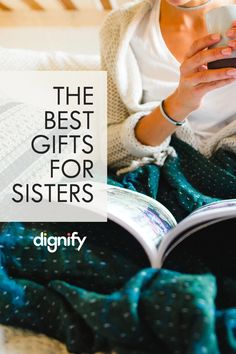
[99,0,236,173]
[0,325,70,354]
[0,325,106,354]
[0,99,59,199]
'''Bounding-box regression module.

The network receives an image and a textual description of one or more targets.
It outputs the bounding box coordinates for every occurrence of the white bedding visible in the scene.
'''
[0,26,100,54]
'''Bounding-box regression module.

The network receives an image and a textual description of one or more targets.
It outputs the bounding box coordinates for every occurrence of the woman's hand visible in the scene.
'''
[135,24,236,147]
[227,20,236,50]
[164,32,236,121]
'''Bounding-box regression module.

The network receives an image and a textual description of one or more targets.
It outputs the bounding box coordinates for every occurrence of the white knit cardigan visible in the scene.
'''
[100,0,236,174]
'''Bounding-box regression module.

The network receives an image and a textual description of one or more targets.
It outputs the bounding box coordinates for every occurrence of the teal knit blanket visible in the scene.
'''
[0,137,236,354]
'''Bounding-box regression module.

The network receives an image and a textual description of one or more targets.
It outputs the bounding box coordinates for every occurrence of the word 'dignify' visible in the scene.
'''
[33,231,87,253]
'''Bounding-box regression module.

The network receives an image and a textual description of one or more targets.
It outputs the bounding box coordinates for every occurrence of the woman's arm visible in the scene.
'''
[135,94,188,146]
[100,6,176,171]
[104,59,173,169]
[135,33,236,147]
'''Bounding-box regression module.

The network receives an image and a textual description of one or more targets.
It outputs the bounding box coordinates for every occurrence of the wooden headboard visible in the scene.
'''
[0,0,115,10]
[0,0,118,26]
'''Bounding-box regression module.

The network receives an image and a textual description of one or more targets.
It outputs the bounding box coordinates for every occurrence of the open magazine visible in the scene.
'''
[107,185,236,268]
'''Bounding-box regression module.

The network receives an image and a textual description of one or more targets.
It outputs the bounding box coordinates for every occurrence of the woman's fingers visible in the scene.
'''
[227,29,236,39]
[187,67,236,86]
[226,22,236,48]
[228,40,236,49]
[174,26,236,113]
[181,46,233,74]
[195,78,236,95]
[198,64,208,72]
[226,22,236,38]
[185,33,221,59]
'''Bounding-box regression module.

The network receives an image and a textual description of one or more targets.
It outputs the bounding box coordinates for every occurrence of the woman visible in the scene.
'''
[0,3,236,353]
[101,0,236,176]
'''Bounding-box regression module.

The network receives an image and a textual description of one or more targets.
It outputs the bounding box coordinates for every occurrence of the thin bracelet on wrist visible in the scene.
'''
[160,100,186,126]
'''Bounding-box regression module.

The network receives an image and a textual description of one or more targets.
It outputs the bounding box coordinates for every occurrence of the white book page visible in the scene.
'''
[189,199,236,217]
[107,186,177,268]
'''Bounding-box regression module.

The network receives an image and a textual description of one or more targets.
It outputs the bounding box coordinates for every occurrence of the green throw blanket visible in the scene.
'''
[0,137,236,354]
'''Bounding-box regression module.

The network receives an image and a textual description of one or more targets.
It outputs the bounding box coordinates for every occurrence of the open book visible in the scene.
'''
[107,185,236,268]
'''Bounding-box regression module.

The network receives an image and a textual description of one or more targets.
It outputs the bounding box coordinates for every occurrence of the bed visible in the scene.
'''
[0,2,122,353]
[0,2,110,55]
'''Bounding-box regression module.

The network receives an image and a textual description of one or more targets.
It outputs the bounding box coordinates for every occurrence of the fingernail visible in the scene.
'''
[222,48,232,55]
[227,69,236,75]
[211,34,220,40]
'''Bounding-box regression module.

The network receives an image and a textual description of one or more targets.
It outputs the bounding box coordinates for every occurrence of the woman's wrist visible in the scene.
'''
[160,100,186,126]
[135,91,195,147]
[163,93,193,122]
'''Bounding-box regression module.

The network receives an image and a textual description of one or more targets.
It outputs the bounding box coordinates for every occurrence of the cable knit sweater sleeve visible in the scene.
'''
[99,0,177,174]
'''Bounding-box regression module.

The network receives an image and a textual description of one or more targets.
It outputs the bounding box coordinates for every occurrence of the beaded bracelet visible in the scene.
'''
[160,100,186,126]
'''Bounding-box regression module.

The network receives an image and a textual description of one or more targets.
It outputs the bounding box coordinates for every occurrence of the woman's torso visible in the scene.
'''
[130,0,236,148]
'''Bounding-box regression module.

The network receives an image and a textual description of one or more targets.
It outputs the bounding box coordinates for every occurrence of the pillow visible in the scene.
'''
[0,47,100,71]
